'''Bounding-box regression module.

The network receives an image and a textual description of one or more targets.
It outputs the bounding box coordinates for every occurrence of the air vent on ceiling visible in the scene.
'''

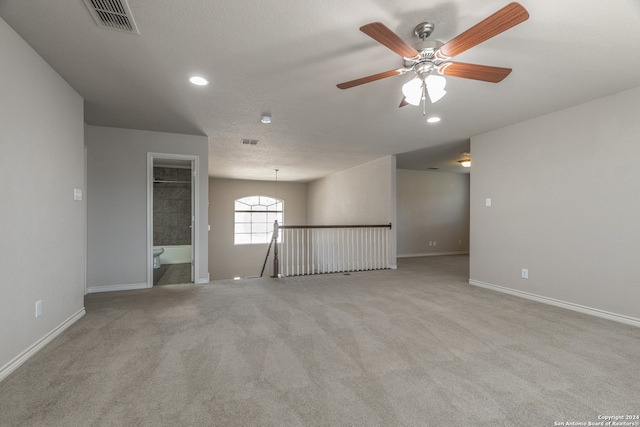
[242,139,259,145]
[83,0,140,34]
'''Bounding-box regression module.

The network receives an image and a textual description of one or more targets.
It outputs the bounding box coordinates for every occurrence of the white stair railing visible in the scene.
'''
[273,223,392,277]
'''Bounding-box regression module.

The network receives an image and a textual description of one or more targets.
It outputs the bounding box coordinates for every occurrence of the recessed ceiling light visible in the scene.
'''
[189,76,208,86]
[260,115,272,124]
[427,116,441,123]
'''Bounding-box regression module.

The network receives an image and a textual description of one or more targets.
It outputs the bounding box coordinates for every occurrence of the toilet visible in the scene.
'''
[153,248,164,269]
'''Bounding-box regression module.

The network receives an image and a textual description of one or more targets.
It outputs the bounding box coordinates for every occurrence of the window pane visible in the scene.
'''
[266,201,280,211]
[239,196,259,205]
[234,196,284,245]
[253,222,268,233]
[235,200,250,210]
[252,212,267,223]
[235,234,251,245]
[260,196,276,206]
[235,223,252,233]
[235,212,252,222]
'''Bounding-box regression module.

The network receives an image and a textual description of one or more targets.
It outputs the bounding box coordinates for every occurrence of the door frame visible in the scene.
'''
[146,152,200,288]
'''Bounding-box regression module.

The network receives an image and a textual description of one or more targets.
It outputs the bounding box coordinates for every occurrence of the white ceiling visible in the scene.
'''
[2,0,640,181]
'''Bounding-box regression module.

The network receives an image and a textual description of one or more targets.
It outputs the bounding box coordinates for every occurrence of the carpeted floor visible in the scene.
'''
[1,255,638,426]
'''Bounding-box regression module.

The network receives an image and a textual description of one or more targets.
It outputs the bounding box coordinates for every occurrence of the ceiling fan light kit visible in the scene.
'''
[337,2,529,114]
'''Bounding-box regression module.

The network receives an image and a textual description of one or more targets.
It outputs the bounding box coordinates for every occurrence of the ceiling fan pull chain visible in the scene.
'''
[422,83,427,116]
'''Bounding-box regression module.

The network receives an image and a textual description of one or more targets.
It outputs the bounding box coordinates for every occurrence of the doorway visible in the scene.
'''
[147,153,200,287]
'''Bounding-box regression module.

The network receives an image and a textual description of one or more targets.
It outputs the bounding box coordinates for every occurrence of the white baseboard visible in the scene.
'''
[196,278,210,284]
[0,308,85,383]
[397,251,469,258]
[87,283,148,293]
[469,279,640,328]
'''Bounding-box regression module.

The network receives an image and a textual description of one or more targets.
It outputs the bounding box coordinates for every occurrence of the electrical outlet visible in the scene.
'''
[429,241,432,246]
[35,300,42,318]
[522,268,529,279]
[433,241,437,246]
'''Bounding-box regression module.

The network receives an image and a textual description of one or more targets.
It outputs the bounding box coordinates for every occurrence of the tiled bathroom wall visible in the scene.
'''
[153,167,192,246]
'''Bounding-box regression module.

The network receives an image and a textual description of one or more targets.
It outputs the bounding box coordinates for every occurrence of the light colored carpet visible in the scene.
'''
[1,255,639,426]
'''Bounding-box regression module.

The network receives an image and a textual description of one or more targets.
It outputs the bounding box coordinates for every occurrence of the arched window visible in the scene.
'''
[234,195,283,245]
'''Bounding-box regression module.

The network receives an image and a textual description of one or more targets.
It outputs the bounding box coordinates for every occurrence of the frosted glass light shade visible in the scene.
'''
[425,75,446,103]
[402,78,423,106]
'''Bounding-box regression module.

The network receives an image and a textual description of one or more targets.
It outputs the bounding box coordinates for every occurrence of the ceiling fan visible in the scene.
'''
[337,2,529,114]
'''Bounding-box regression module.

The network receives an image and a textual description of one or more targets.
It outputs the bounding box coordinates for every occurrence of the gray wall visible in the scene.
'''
[86,126,209,290]
[0,17,85,378]
[307,156,397,266]
[397,169,470,257]
[470,86,640,322]
[209,178,307,280]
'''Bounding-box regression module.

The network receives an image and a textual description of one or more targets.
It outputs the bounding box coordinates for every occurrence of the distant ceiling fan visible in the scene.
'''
[337,2,529,114]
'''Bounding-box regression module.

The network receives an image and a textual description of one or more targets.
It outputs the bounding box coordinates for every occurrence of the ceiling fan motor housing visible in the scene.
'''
[403,39,445,74]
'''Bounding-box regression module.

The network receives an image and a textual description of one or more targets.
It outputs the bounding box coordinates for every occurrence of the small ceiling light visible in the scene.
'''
[459,151,471,168]
[427,116,441,123]
[260,115,272,124]
[189,76,208,86]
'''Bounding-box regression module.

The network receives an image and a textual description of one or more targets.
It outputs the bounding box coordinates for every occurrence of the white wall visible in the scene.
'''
[0,17,85,380]
[470,86,640,324]
[85,126,209,290]
[307,156,397,266]
[397,170,469,257]
[209,178,307,280]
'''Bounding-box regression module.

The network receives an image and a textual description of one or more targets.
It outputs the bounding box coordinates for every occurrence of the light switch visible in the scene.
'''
[74,188,83,201]
[485,198,492,207]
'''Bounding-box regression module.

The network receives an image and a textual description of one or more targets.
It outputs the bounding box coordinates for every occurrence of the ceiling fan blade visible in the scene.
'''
[360,22,420,58]
[399,98,409,108]
[437,2,529,59]
[438,62,512,83]
[337,68,408,90]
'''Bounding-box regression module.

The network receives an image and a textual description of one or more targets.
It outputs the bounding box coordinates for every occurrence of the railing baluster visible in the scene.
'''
[287,229,291,277]
[376,228,380,269]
